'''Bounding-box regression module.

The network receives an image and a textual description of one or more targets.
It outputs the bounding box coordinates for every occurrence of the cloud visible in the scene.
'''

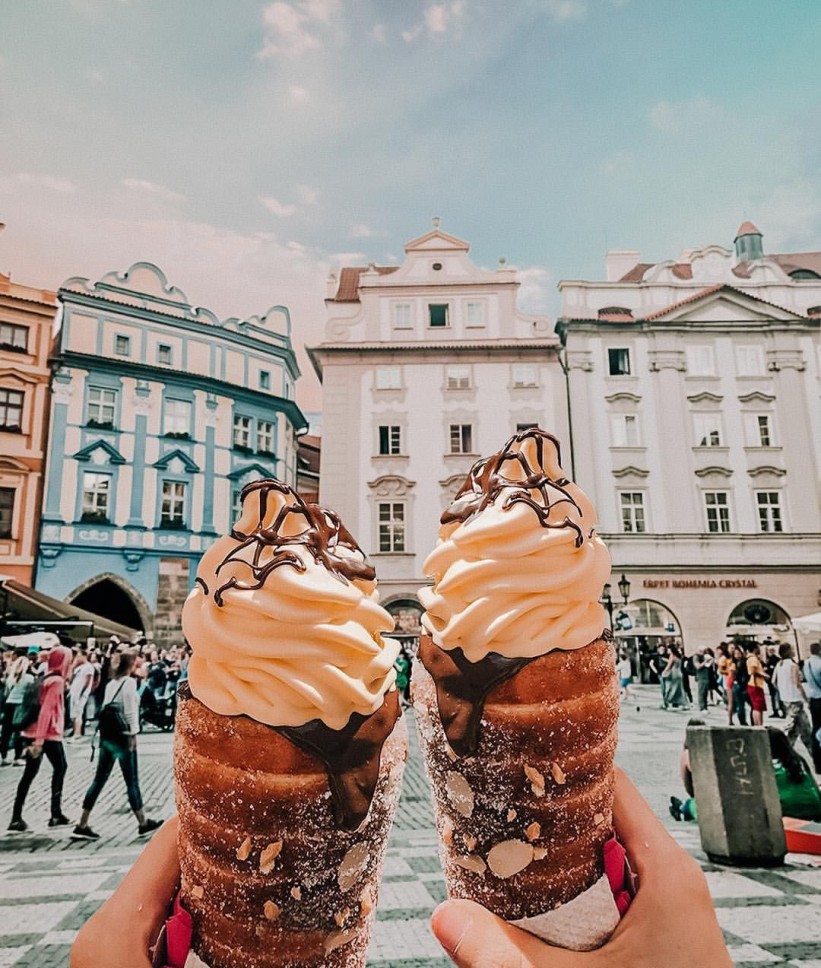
[84,68,105,84]
[649,96,716,135]
[260,196,298,217]
[258,0,342,58]
[350,223,375,238]
[753,179,821,250]
[122,178,186,204]
[517,266,553,313]
[535,0,587,23]
[0,172,76,194]
[297,184,318,205]
[289,85,310,101]
[403,1,468,43]
[372,23,386,42]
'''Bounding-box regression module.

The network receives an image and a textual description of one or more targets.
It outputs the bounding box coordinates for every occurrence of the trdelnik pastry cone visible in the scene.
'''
[413,428,620,950]
[176,480,407,968]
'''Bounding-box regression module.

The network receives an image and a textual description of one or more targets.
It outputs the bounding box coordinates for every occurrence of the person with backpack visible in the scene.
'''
[8,644,73,832]
[1,653,33,766]
[72,650,162,841]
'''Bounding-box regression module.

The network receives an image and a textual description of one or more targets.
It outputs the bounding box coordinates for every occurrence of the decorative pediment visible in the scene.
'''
[73,439,126,465]
[0,369,37,386]
[687,392,723,405]
[605,392,642,404]
[228,461,278,481]
[648,350,686,372]
[404,227,470,253]
[367,475,416,498]
[153,448,200,473]
[694,466,733,478]
[748,465,786,478]
[612,466,649,479]
[643,285,803,325]
[738,391,775,404]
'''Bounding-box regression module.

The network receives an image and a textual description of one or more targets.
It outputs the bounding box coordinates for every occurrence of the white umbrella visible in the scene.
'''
[793,612,821,635]
[0,631,60,651]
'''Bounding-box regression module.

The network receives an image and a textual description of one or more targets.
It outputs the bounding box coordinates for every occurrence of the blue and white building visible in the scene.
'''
[37,262,306,643]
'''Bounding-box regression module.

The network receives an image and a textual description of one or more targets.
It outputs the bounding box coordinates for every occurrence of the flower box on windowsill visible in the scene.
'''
[159,518,188,531]
[257,449,277,459]
[233,443,254,455]
[0,425,22,434]
[86,419,116,431]
[164,431,191,440]
[80,512,110,525]
[0,342,27,355]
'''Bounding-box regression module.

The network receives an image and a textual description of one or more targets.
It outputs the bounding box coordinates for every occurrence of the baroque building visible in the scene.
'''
[309,222,564,640]
[37,263,306,643]
[0,268,57,585]
[557,222,821,660]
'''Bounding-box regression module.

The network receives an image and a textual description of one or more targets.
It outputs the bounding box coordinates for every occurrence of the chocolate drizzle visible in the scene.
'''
[210,480,375,607]
[441,427,586,548]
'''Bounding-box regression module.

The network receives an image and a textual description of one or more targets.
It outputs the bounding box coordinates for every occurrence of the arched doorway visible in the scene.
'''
[67,576,146,634]
[383,597,423,654]
[615,598,684,682]
[726,599,792,646]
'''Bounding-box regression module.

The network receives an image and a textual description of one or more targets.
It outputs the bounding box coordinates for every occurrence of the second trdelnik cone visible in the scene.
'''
[176,480,407,968]
[413,428,620,949]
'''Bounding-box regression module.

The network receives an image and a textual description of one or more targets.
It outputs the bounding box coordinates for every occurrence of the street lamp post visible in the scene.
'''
[600,573,631,632]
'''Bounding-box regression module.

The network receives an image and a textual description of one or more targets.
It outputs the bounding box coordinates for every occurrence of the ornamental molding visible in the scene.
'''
[566,350,594,372]
[687,391,723,405]
[648,350,686,372]
[747,465,787,478]
[604,391,642,404]
[767,349,805,372]
[73,439,127,465]
[228,461,278,481]
[153,448,200,473]
[612,465,650,479]
[738,390,776,404]
[694,466,733,479]
[367,474,416,498]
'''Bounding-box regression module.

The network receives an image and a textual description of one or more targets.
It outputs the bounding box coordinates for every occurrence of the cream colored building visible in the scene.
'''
[309,223,565,633]
[557,222,821,661]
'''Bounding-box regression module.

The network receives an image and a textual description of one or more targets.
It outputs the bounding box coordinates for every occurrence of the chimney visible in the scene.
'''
[325,271,338,300]
[605,249,641,282]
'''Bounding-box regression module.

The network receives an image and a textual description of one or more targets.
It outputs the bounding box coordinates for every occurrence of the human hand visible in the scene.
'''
[431,768,732,968]
[129,735,138,752]
[28,743,43,760]
[70,816,180,968]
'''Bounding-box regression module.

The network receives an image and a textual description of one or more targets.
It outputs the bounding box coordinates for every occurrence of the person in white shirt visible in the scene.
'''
[68,651,97,739]
[71,651,162,840]
[618,650,633,702]
[773,643,816,771]
[803,641,821,774]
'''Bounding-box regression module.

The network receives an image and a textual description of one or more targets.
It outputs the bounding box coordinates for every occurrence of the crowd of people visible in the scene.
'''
[0,634,192,840]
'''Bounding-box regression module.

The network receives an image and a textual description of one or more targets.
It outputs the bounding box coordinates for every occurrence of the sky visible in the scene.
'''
[1,0,820,410]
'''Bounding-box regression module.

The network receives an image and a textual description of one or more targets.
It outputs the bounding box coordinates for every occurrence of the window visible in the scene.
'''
[375,367,401,390]
[378,502,405,552]
[744,413,772,447]
[392,302,413,329]
[704,492,731,533]
[157,344,173,366]
[736,345,765,377]
[611,414,640,447]
[465,301,486,328]
[756,492,783,533]
[0,488,14,538]
[607,348,631,376]
[686,345,715,376]
[449,424,473,454]
[0,323,28,353]
[233,415,252,449]
[257,420,274,454]
[620,492,646,533]
[512,363,537,388]
[160,481,187,528]
[164,399,191,437]
[114,334,131,357]
[429,304,449,328]
[0,388,23,432]
[87,387,117,428]
[231,487,243,521]
[81,473,111,523]
[378,425,402,456]
[446,366,471,390]
[259,370,271,390]
[693,413,722,447]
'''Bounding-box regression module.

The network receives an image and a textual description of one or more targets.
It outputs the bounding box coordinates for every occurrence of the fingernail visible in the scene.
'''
[432,901,472,956]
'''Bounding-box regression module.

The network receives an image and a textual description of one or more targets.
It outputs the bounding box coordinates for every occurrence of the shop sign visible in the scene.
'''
[642,578,758,590]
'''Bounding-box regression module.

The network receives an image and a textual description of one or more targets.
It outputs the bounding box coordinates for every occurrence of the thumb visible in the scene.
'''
[431,899,588,968]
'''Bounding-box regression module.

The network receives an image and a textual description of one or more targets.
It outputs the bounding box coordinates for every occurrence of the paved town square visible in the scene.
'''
[0,687,818,968]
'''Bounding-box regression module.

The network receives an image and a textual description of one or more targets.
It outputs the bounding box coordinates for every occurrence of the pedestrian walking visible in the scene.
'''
[651,644,669,708]
[1,653,33,766]
[773,643,816,770]
[745,642,769,727]
[8,645,73,832]
[618,650,633,702]
[731,643,749,725]
[693,647,714,712]
[68,649,96,739]
[662,645,689,709]
[764,643,786,719]
[681,651,694,705]
[804,642,821,774]
[72,650,162,841]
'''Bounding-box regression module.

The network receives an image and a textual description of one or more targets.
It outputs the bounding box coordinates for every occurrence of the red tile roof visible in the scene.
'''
[735,221,762,239]
[641,284,799,321]
[332,266,400,302]
[618,262,692,282]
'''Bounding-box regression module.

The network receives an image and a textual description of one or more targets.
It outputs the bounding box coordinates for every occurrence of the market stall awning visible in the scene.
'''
[794,612,821,636]
[0,578,139,644]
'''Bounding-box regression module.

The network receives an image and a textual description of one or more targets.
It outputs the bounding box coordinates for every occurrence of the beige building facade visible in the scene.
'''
[558,222,821,661]
[309,223,565,635]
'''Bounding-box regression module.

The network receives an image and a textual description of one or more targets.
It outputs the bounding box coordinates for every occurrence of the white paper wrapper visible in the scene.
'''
[511,874,620,951]
[184,953,210,968]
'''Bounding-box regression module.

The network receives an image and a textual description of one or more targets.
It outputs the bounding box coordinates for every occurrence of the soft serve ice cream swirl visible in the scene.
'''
[182,480,399,731]
[419,429,611,662]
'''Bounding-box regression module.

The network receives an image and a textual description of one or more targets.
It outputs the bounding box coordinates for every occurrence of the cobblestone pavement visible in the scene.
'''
[1,687,820,966]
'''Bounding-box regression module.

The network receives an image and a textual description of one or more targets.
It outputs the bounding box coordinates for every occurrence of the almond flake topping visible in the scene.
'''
[594,812,606,826]
[551,762,566,785]
[533,847,548,860]
[525,822,541,842]
[236,837,252,862]
[524,765,546,798]
[191,884,204,900]
[507,809,517,822]
[334,908,351,928]
[446,771,475,818]
[260,841,283,874]
[360,888,375,918]
[290,886,302,901]
[487,840,534,879]
[263,900,280,921]
[463,833,477,852]
[454,854,487,875]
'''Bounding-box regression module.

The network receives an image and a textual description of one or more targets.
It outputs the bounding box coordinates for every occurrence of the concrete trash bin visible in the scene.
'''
[687,724,786,867]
